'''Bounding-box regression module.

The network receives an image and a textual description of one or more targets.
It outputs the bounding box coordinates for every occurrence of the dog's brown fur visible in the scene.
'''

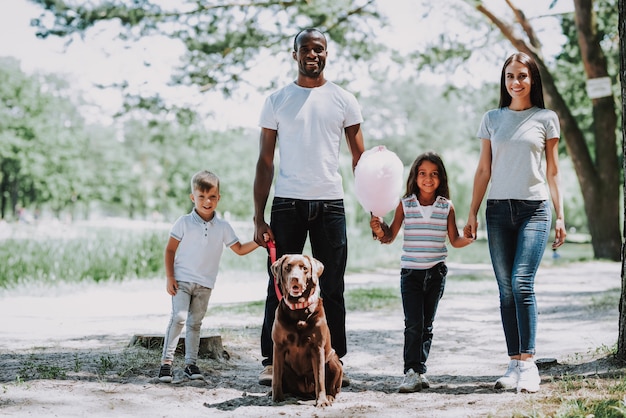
[270,254,343,407]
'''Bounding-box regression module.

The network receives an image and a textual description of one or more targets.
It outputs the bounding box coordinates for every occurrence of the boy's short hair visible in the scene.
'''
[191,170,220,193]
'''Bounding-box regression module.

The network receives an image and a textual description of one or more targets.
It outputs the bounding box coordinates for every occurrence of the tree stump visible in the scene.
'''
[129,334,229,359]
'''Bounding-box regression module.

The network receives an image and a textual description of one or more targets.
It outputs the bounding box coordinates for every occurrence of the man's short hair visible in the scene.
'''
[293,28,327,52]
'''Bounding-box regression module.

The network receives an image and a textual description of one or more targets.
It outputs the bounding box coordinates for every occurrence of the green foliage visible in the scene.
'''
[4,1,609,254]
[18,356,67,380]
[556,397,626,418]
[0,228,166,289]
[345,287,400,311]
[0,222,594,290]
[0,57,92,219]
[553,0,620,157]
[28,0,388,96]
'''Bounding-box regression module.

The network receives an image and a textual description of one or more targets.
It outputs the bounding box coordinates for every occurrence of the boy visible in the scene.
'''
[158,170,260,382]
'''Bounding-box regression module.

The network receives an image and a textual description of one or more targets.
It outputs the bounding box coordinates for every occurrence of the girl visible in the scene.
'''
[464,52,566,393]
[371,151,472,393]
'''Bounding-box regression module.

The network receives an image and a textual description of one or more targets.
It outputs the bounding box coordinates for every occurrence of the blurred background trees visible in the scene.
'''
[0,0,622,261]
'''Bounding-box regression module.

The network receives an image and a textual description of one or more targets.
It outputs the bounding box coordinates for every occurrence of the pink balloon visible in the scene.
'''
[354,145,404,217]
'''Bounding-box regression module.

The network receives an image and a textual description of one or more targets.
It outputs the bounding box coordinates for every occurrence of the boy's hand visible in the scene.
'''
[166,276,178,296]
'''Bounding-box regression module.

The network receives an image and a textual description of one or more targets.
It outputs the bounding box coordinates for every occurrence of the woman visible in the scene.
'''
[464,52,566,393]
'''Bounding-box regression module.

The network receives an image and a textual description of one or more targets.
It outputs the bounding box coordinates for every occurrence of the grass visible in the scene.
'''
[0,228,165,289]
[0,222,596,290]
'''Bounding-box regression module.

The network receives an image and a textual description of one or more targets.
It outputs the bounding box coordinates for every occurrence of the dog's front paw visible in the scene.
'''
[272,391,285,403]
[316,395,333,407]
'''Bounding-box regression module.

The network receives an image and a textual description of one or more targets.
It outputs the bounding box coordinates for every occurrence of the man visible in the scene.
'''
[253,28,365,387]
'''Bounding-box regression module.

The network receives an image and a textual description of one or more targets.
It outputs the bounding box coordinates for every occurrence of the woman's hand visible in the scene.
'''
[552,218,566,249]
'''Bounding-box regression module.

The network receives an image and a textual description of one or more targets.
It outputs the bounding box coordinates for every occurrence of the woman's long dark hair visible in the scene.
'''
[498,52,545,109]
[405,151,450,200]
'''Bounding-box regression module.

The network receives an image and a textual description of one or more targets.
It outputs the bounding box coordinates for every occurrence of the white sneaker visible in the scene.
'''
[494,359,519,390]
[398,369,422,393]
[420,374,430,389]
[517,360,540,393]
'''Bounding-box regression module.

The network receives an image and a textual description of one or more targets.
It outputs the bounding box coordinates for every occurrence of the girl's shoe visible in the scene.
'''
[494,359,519,390]
[398,369,422,393]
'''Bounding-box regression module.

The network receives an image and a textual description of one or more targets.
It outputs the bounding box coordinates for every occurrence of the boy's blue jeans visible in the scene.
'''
[162,281,212,364]
[260,197,348,366]
[486,199,551,356]
[400,262,447,374]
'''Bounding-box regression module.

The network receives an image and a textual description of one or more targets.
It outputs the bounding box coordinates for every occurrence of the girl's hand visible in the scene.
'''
[370,214,385,240]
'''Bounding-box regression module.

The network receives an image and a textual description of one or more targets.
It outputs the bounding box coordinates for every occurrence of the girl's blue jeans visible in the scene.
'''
[400,262,447,374]
[486,199,551,356]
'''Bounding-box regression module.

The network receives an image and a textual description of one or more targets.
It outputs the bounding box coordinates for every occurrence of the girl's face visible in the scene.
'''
[415,160,440,196]
[504,61,532,103]
[190,187,220,221]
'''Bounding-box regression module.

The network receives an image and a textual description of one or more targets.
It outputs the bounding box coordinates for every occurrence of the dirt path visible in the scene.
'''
[0,260,621,417]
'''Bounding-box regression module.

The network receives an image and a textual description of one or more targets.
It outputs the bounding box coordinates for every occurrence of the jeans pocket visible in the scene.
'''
[323,200,345,216]
[322,200,346,248]
[437,262,448,278]
[271,198,296,216]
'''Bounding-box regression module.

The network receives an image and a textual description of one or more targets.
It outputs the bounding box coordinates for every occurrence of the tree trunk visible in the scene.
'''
[572,0,621,260]
[476,0,622,261]
[617,0,626,362]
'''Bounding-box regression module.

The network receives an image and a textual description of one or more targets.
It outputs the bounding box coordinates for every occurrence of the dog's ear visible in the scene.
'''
[271,255,288,279]
[308,256,324,281]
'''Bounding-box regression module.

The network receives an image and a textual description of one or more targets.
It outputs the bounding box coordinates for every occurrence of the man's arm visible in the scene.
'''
[345,123,365,171]
[253,127,277,246]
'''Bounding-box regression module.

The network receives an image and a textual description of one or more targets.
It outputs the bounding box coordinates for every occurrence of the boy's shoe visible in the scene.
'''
[420,374,430,389]
[258,365,273,386]
[494,359,519,390]
[184,364,204,380]
[398,369,422,393]
[517,360,540,393]
[158,364,173,383]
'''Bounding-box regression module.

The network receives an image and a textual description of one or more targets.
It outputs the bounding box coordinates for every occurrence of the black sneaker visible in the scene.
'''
[184,364,204,380]
[158,364,173,383]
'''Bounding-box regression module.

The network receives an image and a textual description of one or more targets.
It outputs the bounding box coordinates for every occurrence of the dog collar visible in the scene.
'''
[283,290,319,311]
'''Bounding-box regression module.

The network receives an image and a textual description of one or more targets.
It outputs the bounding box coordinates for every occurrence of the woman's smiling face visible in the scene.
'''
[504,60,532,102]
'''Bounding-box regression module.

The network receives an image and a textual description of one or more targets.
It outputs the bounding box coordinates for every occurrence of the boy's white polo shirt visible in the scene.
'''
[169,209,238,289]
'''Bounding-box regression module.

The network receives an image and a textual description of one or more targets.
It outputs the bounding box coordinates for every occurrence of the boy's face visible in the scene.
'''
[190,186,220,221]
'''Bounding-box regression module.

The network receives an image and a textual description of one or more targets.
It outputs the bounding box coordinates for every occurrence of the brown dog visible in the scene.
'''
[270,254,343,407]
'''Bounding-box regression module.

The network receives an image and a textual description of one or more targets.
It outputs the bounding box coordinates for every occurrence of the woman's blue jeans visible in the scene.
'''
[260,197,348,366]
[400,262,447,374]
[486,199,551,356]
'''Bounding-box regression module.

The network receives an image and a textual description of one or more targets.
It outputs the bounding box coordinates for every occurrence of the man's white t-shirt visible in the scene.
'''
[259,81,363,200]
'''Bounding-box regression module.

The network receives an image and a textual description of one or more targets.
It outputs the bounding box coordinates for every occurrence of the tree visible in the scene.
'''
[25,0,622,260]
[425,0,621,260]
[0,57,93,219]
[28,0,387,97]
[618,0,626,361]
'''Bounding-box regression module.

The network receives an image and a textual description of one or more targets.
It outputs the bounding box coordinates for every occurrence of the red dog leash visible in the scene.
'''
[267,240,283,301]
